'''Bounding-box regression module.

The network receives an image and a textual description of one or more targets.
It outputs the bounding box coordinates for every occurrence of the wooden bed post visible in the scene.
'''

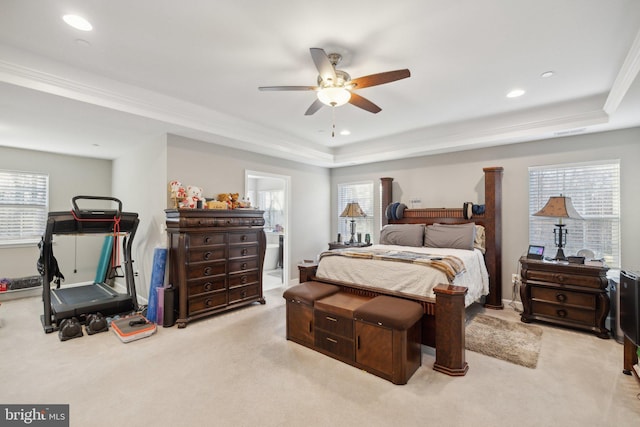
[433,284,468,376]
[380,177,393,227]
[482,167,503,309]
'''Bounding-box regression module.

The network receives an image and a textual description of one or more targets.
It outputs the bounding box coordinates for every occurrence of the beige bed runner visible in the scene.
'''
[319,248,465,282]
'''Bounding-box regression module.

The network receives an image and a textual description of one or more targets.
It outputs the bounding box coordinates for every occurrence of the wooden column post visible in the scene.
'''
[483,166,503,309]
[433,284,469,376]
[380,177,394,227]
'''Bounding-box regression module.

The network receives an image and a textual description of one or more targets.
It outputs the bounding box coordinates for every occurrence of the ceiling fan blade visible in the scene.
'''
[304,98,324,116]
[349,93,382,114]
[350,69,410,89]
[310,48,337,83]
[258,86,317,91]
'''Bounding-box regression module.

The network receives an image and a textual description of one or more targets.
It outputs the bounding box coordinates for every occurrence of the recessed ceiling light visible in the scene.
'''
[506,89,525,98]
[340,129,351,136]
[63,14,93,31]
[541,71,554,78]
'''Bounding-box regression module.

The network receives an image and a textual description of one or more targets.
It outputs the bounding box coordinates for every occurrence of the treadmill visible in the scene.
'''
[41,196,139,333]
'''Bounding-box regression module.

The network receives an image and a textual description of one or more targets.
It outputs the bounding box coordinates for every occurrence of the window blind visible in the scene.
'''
[0,169,49,245]
[337,181,375,242]
[528,160,620,267]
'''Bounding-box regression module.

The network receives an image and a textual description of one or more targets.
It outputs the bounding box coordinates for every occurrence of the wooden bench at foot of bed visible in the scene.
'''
[298,263,468,376]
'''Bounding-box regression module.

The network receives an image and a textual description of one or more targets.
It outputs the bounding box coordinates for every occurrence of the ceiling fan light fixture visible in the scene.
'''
[317,87,351,107]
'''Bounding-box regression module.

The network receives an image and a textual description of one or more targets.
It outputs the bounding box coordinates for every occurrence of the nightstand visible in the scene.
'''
[519,256,610,338]
[328,242,372,250]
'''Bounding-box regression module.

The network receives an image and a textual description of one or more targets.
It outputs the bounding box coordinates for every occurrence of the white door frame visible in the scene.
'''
[245,170,291,288]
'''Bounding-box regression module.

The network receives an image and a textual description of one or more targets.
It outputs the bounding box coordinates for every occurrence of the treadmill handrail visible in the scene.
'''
[72,195,122,217]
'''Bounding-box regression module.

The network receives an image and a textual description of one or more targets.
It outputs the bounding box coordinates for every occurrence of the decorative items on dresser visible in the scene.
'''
[165,209,266,328]
[519,256,609,338]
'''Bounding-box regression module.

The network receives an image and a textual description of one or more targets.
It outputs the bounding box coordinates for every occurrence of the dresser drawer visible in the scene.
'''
[189,292,227,313]
[229,245,259,259]
[314,310,353,338]
[531,287,596,309]
[187,276,226,296]
[532,301,595,324]
[228,283,260,304]
[186,261,226,279]
[315,329,354,361]
[229,231,260,245]
[228,257,259,273]
[228,271,259,288]
[188,247,226,263]
[189,233,226,247]
[524,269,604,289]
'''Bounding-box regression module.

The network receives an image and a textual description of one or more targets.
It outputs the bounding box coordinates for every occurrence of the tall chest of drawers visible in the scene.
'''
[166,209,266,328]
[519,256,609,338]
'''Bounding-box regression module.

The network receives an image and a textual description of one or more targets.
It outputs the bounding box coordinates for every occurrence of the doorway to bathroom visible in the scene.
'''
[245,170,290,291]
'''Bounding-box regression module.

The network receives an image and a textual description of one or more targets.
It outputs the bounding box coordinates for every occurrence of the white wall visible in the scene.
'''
[331,126,640,305]
[167,134,331,282]
[112,135,168,299]
[0,146,112,282]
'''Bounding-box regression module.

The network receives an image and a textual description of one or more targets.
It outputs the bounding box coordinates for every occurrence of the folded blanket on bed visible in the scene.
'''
[319,248,465,282]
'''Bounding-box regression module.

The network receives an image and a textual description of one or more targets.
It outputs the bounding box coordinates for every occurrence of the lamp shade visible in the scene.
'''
[533,195,583,220]
[340,202,366,218]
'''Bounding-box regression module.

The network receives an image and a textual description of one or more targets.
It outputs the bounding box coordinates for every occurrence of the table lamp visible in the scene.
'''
[340,202,366,244]
[533,195,583,260]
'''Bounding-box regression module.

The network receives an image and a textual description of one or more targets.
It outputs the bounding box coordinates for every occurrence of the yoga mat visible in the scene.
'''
[94,236,113,284]
[146,248,167,324]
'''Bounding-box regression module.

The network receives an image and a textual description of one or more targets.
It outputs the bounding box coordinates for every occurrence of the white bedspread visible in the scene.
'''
[315,244,490,307]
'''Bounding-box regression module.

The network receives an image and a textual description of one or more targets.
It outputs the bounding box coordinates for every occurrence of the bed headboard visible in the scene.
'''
[381,167,503,309]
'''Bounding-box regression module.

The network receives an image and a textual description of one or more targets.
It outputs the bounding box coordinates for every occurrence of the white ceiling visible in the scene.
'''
[1,0,639,168]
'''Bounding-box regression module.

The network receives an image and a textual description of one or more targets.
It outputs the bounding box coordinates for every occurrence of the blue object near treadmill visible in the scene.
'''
[146,248,168,324]
[95,235,114,284]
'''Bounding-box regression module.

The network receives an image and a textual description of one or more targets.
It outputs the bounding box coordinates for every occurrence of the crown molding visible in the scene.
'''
[604,27,640,115]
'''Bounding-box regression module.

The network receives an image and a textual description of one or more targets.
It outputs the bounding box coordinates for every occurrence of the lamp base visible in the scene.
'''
[554,248,567,261]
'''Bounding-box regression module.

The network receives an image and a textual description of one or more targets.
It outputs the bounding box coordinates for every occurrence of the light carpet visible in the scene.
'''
[465,313,543,368]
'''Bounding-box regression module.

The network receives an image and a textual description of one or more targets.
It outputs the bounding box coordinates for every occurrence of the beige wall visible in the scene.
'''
[0,146,112,282]
[331,126,640,305]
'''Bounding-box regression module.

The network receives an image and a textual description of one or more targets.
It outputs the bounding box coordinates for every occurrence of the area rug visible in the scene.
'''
[465,314,543,368]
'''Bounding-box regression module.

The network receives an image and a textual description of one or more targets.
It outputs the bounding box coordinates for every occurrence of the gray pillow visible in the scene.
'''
[379,224,425,247]
[424,223,476,250]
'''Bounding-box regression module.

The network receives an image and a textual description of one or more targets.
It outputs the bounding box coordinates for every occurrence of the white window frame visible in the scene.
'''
[528,160,620,267]
[0,169,49,246]
[337,181,375,243]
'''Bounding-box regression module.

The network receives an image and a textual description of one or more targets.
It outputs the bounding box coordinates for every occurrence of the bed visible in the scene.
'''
[298,167,503,376]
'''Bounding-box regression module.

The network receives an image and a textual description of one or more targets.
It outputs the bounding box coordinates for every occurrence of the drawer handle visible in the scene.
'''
[325,316,337,322]
[556,293,567,303]
[241,248,248,256]
[204,267,212,275]
[241,263,247,270]
[204,282,213,291]
[241,290,247,298]
[204,251,212,260]
[241,275,248,284]
[557,309,567,318]
[326,337,338,344]
[205,298,213,307]
[241,235,248,241]
[555,274,566,283]
[204,236,211,244]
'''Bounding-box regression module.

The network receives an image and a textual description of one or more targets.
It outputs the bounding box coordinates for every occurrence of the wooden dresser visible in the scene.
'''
[165,209,266,328]
[519,257,609,338]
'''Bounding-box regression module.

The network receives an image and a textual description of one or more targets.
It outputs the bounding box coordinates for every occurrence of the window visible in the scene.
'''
[528,160,620,267]
[0,169,49,245]
[337,181,374,242]
[248,189,284,231]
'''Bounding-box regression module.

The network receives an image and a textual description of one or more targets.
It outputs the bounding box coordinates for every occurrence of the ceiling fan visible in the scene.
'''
[259,48,410,115]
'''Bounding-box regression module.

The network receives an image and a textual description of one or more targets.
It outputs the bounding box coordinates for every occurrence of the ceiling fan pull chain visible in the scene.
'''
[332,106,336,138]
